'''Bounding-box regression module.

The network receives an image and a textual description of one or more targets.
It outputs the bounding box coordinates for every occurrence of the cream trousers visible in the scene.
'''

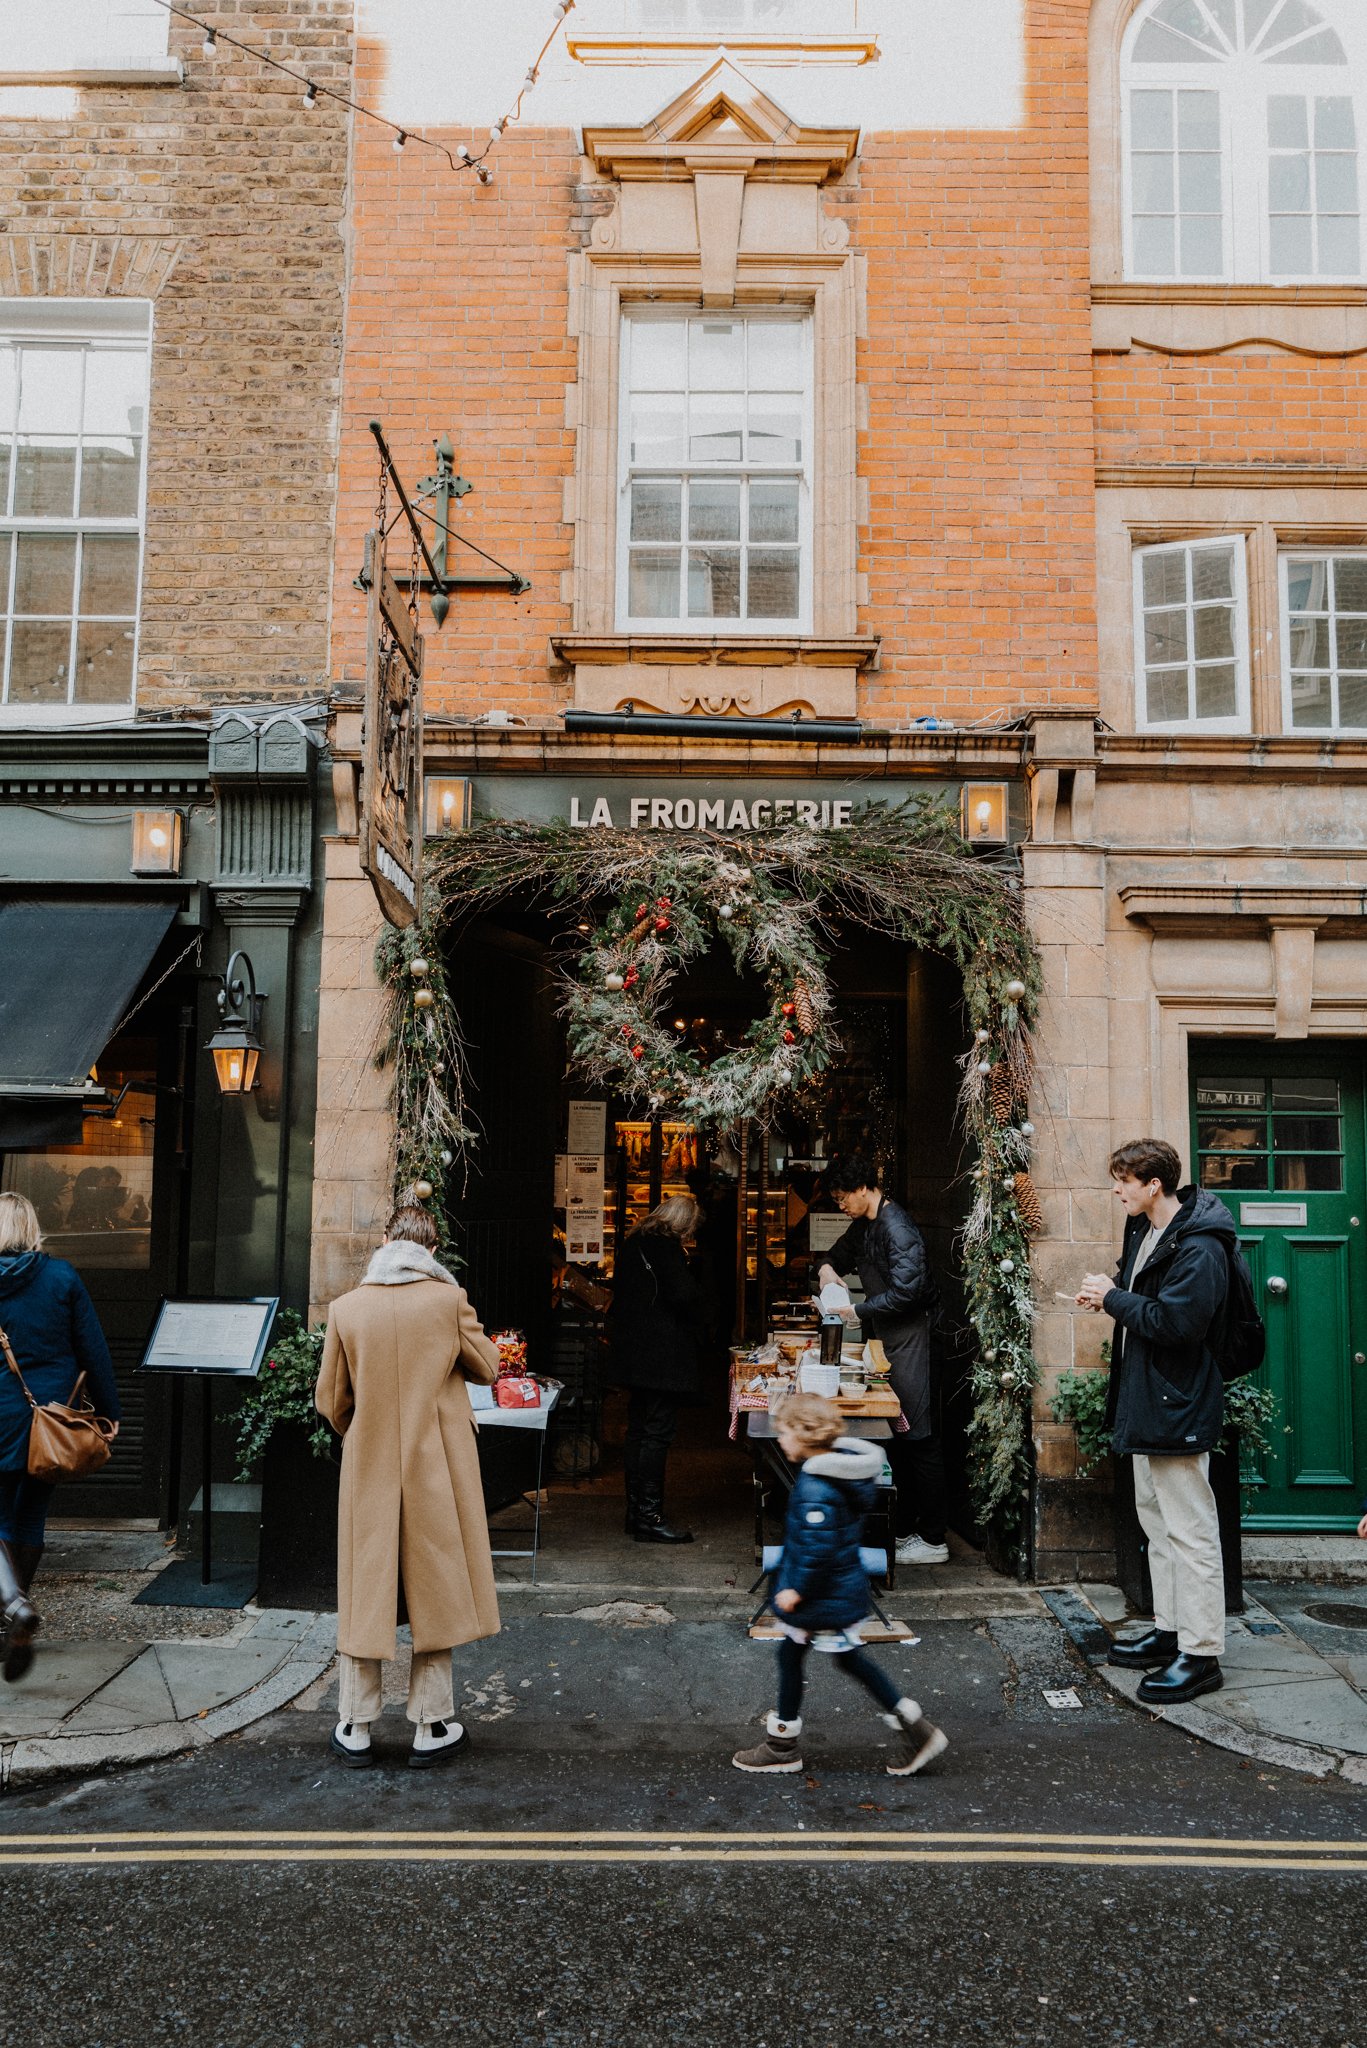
[1132,1451,1226,1659]
[337,1648,455,1727]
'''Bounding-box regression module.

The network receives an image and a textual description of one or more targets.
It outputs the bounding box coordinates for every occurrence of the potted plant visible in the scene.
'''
[231,1310,339,1611]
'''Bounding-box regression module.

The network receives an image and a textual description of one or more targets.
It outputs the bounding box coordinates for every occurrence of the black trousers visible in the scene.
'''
[886,1428,948,1544]
[776,1637,902,1721]
[623,1388,681,1502]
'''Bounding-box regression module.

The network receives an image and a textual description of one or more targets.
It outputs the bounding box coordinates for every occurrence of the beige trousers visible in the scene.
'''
[1132,1452,1226,1658]
[337,1649,456,1727]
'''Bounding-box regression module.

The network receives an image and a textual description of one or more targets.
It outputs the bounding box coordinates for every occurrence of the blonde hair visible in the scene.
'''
[773,1391,842,1454]
[631,1195,702,1240]
[0,1193,42,1257]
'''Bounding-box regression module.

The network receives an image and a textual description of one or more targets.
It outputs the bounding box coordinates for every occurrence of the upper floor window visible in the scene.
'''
[1124,0,1361,282]
[617,312,811,634]
[0,301,151,718]
[1133,535,1251,732]
[1,1,174,79]
[1282,552,1367,730]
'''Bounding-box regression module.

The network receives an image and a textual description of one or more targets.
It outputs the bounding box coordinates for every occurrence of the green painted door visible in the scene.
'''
[1191,1045,1367,1530]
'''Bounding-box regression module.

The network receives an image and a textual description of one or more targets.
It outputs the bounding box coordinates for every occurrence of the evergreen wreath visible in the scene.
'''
[374,798,1043,1563]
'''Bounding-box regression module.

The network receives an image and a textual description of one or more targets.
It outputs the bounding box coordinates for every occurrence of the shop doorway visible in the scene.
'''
[1191,1041,1367,1529]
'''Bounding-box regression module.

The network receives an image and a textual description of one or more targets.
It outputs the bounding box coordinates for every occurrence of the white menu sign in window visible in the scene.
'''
[141,1297,279,1378]
[567,1100,606,1154]
[566,1205,605,1262]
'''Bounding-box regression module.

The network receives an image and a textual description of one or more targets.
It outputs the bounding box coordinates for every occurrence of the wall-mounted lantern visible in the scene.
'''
[205,950,265,1095]
[131,809,184,875]
[424,776,471,835]
[961,783,1009,846]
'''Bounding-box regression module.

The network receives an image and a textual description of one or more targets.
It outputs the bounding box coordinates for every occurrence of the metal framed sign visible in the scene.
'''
[359,530,424,928]
[139,1296,280,1378]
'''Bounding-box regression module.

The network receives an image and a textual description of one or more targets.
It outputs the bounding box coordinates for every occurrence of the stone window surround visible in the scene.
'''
[1096,484,1367,735]
[1089,0,1367,353]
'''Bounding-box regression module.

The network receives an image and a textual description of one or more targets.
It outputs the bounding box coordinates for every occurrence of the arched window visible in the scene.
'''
[1123,0,1362,281]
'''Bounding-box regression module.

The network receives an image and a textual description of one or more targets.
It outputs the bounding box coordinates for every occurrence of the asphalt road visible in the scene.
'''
[1,1615,1363,2048]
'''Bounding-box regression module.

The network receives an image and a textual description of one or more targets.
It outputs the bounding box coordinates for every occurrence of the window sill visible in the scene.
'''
[552,633,879,722]
[567,33,877,67]
[1092,284,1367,357]
[0,60,183,87]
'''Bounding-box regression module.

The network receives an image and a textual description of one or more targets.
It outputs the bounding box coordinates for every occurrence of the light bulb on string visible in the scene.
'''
[201,25,217,57]
[393,129,407,152]
[457,144,472,163]
[303,80,318,107]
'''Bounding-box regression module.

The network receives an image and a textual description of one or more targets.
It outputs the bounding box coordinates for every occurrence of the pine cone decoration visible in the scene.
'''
[793,975,817,1037]
[1013,1172,1043,1236]
[989,1063,1015,1125]
[625,915,651,947]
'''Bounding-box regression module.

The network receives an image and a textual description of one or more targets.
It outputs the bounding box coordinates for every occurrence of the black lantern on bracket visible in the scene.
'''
[206,950,265,1096]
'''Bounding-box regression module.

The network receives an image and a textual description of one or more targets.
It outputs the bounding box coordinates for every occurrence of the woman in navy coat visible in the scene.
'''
[0,1192,120,1678]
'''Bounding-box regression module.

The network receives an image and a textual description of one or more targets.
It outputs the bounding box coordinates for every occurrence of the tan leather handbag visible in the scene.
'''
[0,1322,116,1484]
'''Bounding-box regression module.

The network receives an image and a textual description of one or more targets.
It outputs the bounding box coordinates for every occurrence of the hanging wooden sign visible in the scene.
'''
[359,531,424,927]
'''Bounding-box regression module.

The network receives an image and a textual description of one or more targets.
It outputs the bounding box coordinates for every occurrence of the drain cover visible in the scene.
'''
[1302,1601,1367,1630]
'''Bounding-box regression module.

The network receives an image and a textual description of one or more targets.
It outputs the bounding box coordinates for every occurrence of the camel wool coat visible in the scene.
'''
[315,1246,502,1662]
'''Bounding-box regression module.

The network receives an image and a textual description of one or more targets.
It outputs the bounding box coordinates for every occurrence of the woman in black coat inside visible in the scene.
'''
[609,1195,705,1544]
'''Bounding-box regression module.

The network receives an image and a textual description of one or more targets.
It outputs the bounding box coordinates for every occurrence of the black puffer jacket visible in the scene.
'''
[1102,1186,1232,1458]
[607,1230,706,1396]
[826,1198,937,1328]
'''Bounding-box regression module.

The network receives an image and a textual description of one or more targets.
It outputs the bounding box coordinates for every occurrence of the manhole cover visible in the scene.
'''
[1302,1601,1367,1630]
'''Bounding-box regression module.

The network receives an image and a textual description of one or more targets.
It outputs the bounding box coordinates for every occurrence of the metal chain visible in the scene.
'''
[408,484,422,630]
[107,931,204,1043]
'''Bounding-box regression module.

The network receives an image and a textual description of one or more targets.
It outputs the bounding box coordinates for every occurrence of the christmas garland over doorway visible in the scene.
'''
[375,800,1042,1558]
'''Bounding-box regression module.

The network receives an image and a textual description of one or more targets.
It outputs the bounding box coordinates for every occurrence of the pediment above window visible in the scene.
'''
[583,57,858,184]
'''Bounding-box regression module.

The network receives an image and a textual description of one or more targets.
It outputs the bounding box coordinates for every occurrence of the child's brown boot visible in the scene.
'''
[732,1712,803,1772]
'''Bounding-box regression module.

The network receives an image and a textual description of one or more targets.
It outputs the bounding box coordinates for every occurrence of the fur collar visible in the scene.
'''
[359,1239,460,1288]
[803,1437,884,1483]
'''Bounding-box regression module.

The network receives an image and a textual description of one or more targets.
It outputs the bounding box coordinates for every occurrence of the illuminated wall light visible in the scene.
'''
[130,809,184,876]
[961,783,1009,846]
[424,776,472,835]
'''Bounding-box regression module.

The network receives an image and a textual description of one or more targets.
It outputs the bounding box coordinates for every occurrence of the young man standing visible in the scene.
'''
[817,1154,948,1567]
[1076,1138,1232,1704]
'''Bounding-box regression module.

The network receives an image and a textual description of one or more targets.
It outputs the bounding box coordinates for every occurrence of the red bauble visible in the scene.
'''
[654,916,669,933]
[630,1044,644,1061]
[635,902,648,918]
[620,1024,633,1038]
[624,967,638,987]
[781,1001,796,1017]
[783,1029,797,1045]
[656,895,672,909]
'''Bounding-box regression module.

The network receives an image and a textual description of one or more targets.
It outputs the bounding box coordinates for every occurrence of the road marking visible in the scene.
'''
[0,1830,1362,1872]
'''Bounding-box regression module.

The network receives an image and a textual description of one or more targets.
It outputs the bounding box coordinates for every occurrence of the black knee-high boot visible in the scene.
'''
[14,1544,42,1592]
[0,1540,39,1683]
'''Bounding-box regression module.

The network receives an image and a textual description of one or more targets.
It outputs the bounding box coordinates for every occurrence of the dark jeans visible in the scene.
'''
[0,1471,54,1546]
[887,1428,948,1544]
[624,1388,680,1502]
[776,1636,902,1721]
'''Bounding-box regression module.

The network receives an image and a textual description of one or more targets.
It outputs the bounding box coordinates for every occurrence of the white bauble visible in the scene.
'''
[1005,979,1026,1000]
[604,972,625,992]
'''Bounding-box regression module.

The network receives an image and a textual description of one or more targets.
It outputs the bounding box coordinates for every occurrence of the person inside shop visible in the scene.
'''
[608,1193,706,1545]
[817,1153,949,1568]
[315,1201,502,1769]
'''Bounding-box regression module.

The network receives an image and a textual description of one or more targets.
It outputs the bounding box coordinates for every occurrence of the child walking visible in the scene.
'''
[733,1393,948,1775]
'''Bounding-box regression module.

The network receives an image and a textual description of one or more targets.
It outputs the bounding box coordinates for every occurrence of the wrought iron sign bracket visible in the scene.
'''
[354,423,530,624]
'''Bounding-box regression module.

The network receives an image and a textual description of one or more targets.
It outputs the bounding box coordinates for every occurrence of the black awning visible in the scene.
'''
[0,895,179,1099]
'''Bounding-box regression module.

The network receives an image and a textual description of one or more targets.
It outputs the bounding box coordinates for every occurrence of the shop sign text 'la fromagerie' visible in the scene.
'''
[568,793,854,831]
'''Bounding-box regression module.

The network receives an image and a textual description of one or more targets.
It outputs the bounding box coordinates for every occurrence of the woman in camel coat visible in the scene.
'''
[315,1203,501,1769]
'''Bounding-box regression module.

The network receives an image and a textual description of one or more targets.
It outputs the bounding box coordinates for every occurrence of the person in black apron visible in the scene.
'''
[818,1154,949,1566]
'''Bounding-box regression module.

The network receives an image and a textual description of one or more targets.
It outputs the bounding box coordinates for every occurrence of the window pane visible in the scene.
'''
[1191,546,1233,600]
[629,398,687,467]
[746,394,802,464]
[1336,616,1367,668]
[1268,95,1309,150]
[1195,1080,1266,1109]
[1180,152,1222,211]
[1197,1115,1267,1153]
[81,350,145,437]
[1133,215,1176,273]
[687,546,740,618]
[1334,559,1367,610]
[1146,667,1189,722]
[688,320,744,391]
[1270,214,1313,272]
[1194,604,1235,659]
[0,348,14,436]
[13,533,76,615]
[1143,550,1188,607]
[1337,675,1367,725]
[1134,21,1218,61]
[1132,154,1175,210]
[17,348,82,433]
[1289,672,1333,725]
[1177,90,1220,149]
[1275,1153,1342,1191]
[1131,90,1174,149]
[1269,152,1312,211]
[79,534,139,616]
[1271,1078,1338,1110]
[1199,1153,1266,1189]
[629,479,681,543]
[7,621,71,703]
[1273,1115,1340,1151]
[688,397,743,463]
[627,551,680,618]
[1144,609,1188,665]
[688,479,740,542]
[629,322,686,391]
[72,622,134,703]
[1268,28,1347,64]
[13,438,76,517]
[1194,663,1237,717]
[1316,153,1358,212]
[79,438,141,518]
[1180,213,1223,273]
[746,547,799,620]
[1318,214,1360,274]
[1285,557,1328,611]
[1315,98,1357,150]
[1290,615,1330,668]
[749,480,799,543]
[746,321,805,389]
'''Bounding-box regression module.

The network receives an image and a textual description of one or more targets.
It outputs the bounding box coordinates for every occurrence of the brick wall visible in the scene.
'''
[0,3,353,711]
[332,1,1098,725]
[1095,351,1367,473]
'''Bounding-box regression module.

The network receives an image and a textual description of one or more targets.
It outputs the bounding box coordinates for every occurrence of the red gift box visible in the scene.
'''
[495,1375,541,1409]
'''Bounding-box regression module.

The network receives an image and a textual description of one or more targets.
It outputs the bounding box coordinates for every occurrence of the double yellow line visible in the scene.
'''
[0,1830,1363,1872]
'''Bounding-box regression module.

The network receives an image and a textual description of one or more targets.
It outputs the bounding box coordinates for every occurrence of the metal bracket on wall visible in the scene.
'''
[353,424,530,622]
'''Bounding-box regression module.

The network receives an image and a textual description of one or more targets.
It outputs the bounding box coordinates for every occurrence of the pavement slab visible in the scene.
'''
[60,1646,177,1735]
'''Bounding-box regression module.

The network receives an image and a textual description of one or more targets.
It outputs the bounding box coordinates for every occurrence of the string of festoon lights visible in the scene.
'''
[146,0,577,182]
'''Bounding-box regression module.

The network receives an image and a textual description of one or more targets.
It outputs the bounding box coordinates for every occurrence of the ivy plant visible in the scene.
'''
[229,1310,333,1481]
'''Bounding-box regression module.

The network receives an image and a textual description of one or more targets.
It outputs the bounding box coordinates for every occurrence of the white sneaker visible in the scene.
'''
[895,1535,950,1566]
[330,1719,372,1767]
[409,1718,469,1770]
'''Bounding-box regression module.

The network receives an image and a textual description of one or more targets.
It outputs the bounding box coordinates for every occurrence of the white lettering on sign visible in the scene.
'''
[568,793,857,832]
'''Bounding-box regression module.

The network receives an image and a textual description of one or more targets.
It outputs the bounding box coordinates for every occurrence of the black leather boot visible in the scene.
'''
[1138,1653,1223,1704]
[1108,1627,1179,1670]
[623,1491,640,1535]
[0,1540,39,1683]
[631,1493,694,1545]
[13,1544,42,1593]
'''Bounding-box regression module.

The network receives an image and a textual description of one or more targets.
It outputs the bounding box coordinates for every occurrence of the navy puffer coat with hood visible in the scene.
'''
[1102,1186,1232,1459]
[773,1436,884,1632]
[0,1252,119,1473]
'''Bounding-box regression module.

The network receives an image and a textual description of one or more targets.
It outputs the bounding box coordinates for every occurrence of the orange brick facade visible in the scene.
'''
[1095,353,1367,472]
